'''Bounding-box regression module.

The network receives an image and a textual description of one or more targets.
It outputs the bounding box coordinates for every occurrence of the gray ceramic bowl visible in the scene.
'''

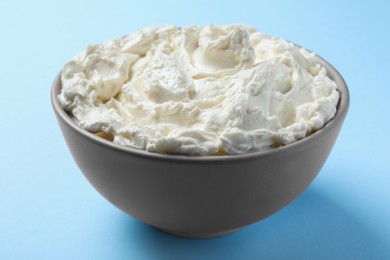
[51,53,349,239]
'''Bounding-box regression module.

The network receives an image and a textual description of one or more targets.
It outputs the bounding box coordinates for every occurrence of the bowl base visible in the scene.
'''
[155,227,241,239]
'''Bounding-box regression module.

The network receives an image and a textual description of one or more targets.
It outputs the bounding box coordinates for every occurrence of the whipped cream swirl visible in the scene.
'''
[59,25,339,155]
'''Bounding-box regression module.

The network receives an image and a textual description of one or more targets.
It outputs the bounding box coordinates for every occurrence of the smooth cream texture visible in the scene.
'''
[59,25,339,155]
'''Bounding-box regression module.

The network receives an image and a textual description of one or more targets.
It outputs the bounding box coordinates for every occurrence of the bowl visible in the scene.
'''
[51,53,349,239]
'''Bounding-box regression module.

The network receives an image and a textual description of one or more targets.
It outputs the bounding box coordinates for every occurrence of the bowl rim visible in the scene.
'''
[51,50,349,162]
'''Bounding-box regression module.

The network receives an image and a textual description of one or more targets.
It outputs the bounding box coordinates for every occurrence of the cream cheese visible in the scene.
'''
[59,25,339,155]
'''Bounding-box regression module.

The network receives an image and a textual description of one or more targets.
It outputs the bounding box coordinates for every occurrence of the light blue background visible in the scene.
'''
[1,1,389,259]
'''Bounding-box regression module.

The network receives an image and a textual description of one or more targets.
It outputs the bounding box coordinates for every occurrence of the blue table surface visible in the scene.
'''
[1,1,389,259]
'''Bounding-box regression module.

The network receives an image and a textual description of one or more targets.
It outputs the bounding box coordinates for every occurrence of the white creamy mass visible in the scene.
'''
[59,25,339,155]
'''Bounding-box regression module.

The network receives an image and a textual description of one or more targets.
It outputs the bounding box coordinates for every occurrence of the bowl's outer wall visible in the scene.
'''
[52,57,349,236]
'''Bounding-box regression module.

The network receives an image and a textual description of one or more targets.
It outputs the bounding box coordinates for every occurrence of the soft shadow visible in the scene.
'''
[113,188,389,260]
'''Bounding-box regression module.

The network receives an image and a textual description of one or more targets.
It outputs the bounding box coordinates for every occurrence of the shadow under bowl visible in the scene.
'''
[51,54,349,238]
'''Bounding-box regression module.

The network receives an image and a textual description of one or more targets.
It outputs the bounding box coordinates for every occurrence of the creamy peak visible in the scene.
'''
[59,25,339,155]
